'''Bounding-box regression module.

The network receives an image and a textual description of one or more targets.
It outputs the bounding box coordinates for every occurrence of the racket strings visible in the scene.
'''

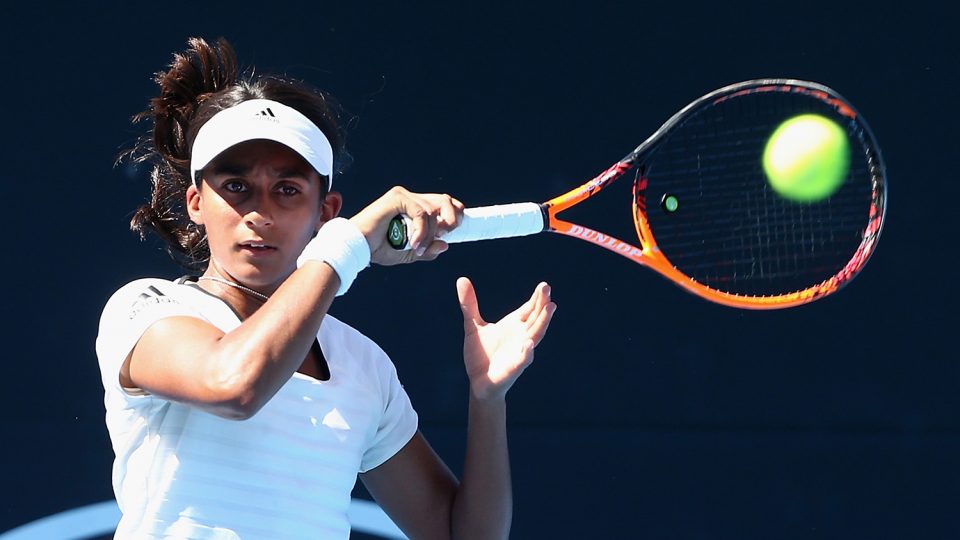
[641,90,876,297]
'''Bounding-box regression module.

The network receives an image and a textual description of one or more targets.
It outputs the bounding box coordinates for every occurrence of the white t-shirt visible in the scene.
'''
[96,278,418,539]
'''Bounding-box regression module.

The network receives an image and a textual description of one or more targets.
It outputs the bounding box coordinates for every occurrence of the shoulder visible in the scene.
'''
[102,278,187,317]
[102,277,187,306]
[96,277,205,392]
[96,277,206,355]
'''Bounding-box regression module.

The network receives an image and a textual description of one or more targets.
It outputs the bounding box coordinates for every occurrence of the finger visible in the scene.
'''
[420,198,444,254]
[373,244,419,266]
[527,301,557,347]
[532,282,550,316]
[510,282,549,324]
[507,284,540,322]
[403,198,437,256]
[403,201,428,252]
[434,194,460,230]
[456,277,483,332]
[417,239,449,261]
[451,197,466,227]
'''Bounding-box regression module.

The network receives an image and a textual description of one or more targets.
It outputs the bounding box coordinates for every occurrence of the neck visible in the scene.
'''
[196,267,272,319]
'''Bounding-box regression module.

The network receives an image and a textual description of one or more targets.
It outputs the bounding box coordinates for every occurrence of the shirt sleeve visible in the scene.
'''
[359,345,419,473]
[95,279,203,393]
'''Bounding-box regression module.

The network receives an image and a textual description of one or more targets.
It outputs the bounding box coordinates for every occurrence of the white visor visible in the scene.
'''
[189,99,334,189]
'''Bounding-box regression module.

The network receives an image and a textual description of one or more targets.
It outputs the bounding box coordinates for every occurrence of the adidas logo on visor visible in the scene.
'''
[254,107,279,122]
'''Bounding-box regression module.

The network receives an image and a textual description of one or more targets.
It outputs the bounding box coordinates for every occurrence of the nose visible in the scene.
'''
[245,211,273,228]
[244,193,275,229]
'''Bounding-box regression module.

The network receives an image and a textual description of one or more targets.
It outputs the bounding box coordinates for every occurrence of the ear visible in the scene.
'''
[316,191,343,232]
[186,183,204,225]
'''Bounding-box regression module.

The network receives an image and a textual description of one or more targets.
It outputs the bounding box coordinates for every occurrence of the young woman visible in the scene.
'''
[96,37,555,539]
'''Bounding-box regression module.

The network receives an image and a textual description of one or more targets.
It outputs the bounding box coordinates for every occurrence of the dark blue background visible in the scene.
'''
[1,2,956,538]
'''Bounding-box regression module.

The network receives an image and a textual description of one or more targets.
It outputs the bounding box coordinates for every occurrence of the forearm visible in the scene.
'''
[208,262,339,413]
[451,397,512,540]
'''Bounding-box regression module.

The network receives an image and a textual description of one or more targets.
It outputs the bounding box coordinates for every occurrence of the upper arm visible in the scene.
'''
[360,431,459,540]
[122,315,248,417]
[97,281,229,411]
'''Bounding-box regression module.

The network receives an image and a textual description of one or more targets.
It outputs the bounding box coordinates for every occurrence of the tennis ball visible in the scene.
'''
[762,114,850,202]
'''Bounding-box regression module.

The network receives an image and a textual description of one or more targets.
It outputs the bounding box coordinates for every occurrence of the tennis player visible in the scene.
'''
[96,37,555,539]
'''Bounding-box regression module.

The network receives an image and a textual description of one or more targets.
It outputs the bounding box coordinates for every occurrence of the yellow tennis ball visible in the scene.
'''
[762,114,850,202]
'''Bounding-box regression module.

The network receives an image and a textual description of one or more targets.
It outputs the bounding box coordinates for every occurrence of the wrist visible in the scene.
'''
[469,394,507,414]
[297,217,371,296]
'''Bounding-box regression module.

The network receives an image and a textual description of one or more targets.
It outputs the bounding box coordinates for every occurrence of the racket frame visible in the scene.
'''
[542,79,886,309]
[388,79,886,310]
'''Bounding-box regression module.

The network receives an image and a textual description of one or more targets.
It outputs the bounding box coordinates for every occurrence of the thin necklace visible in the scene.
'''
[197,276,269,302]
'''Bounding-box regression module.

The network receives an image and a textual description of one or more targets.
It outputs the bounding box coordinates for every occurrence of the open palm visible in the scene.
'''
[457,277,556,401]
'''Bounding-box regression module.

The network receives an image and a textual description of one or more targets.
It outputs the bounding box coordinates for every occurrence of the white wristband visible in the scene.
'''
[297,217,371,296]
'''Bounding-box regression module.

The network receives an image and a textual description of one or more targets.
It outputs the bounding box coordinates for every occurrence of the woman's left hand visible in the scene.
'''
[457,277,556,402]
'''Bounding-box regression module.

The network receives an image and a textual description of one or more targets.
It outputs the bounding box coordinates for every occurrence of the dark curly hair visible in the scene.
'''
[122,37,350,270]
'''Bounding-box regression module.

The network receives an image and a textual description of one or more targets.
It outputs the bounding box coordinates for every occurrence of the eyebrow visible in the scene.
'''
[208,163,250,177]
[277,169,314,182]
[208,163,315,182]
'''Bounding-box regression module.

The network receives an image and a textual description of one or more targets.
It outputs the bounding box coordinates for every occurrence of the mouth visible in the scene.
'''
[238,240,278,255]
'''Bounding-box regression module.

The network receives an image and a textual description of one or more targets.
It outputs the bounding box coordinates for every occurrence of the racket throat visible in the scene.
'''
[551,219,647,262]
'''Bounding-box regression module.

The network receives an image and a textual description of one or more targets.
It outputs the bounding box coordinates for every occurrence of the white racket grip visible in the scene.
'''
[387,202,545,250]
[445,202,546,243]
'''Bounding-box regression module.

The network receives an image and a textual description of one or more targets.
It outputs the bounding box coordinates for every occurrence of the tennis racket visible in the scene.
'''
[387,79,886,309]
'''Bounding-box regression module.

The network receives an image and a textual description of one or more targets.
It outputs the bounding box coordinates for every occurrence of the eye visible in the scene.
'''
[223,180,247,193]
[277,184,302,196]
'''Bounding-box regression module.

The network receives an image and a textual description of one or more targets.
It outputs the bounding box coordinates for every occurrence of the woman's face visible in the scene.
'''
[187,140,341,291]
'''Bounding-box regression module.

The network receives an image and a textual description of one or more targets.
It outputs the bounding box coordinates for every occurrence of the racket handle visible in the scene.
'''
[387,202,546,250]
